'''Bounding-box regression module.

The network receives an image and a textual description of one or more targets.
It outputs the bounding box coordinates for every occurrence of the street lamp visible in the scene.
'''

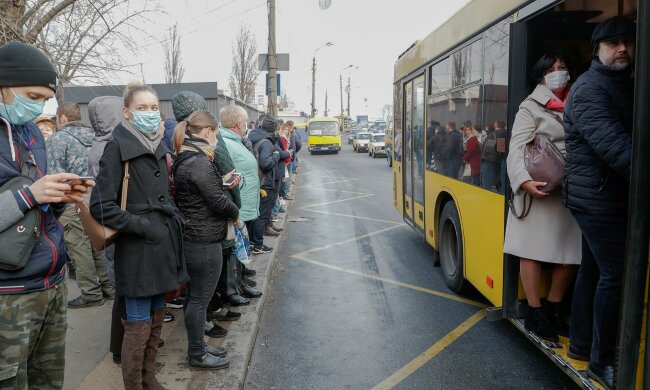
[311,42,334,117]
[339,65,354,125]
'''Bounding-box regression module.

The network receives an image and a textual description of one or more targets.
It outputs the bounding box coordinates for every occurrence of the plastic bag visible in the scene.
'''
[234,224,251,265]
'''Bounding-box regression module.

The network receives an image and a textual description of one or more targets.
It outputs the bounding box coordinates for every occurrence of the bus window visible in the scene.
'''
[482,17,511,194]
[430,57,451,95]
[452,40,482,87]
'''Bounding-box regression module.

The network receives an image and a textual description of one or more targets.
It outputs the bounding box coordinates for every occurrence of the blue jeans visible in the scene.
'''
[569,211,627,368]
[481,160,499,191]
[125,294,165,322]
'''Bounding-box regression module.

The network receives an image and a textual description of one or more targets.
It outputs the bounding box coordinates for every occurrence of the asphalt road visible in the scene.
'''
[244,142,578,390]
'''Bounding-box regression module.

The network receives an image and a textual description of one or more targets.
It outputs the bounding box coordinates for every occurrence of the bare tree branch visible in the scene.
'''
[229,24,257,104]
[25,0,77,43]
[163,23,185,84]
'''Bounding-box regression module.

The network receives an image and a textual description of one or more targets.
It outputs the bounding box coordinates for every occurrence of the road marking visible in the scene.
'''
[300,208,403,225]
[291,224,406,258]
[314,178,360,185]
[371,310,487,390]
[299,193,373,208]
[300,185,371,195]
[291,255,485,308]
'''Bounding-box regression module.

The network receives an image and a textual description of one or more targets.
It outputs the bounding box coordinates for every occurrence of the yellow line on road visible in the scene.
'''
[291,224,406,258]
[291,255,485,308]
[300,208,403,225]
[371,310,487,390]
[300,193,373,209]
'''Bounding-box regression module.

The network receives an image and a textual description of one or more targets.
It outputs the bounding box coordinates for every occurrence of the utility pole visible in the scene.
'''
[324,89,329,117]
[347,76,351,117]
[339,74,344,120]
[311,56,316,117]
[267,0,278,117]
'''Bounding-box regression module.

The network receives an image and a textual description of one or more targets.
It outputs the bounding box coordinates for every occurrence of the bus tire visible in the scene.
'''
[438,201,466,293]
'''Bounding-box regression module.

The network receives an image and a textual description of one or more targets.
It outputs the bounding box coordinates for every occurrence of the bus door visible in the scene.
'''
[411,75,426,231]
[403,81,414,224]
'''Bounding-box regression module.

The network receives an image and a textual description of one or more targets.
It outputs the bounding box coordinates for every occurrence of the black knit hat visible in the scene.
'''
[591,16,636,52]
[171,91,207,121]
[0,41,58,92]
[262,116,278,133]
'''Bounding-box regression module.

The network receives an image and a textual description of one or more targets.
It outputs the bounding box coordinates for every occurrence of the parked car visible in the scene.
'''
[368,133,386,158]
[352,132,372,153]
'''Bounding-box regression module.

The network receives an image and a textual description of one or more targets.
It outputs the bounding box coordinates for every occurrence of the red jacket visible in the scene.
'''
[463,136,481,175]
[280,136,292,164]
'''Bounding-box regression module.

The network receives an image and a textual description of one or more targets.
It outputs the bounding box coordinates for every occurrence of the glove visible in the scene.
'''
[260,189,267,198]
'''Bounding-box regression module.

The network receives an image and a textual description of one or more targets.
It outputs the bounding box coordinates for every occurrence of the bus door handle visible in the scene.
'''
[418,211,424,221]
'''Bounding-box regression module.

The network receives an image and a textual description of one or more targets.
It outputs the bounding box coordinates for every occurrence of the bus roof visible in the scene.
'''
[394,0,525,82]
[308,117,339,124]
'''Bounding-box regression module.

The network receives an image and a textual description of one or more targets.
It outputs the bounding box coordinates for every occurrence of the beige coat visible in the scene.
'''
[503,85,581,264]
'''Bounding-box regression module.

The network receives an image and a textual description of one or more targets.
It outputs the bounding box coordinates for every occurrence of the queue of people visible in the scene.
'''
[0,40,300,389]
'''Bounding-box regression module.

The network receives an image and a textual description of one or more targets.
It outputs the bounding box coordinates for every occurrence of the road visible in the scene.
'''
[244,142,578,390]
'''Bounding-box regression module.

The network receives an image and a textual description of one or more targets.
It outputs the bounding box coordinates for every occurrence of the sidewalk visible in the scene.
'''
[67,180,297,390]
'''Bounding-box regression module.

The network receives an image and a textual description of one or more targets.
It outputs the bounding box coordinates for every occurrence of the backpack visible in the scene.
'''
[252,139,270,187]
[481,133,499,163]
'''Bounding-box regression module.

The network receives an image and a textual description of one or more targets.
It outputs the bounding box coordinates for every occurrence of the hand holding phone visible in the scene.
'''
[222,171,242,188]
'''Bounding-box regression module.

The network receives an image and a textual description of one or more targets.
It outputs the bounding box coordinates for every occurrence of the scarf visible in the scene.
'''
[123,120,162,154]
[179,136,214,161]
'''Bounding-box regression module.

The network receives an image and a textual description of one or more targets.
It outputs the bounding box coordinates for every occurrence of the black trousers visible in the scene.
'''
[251,187,275,247]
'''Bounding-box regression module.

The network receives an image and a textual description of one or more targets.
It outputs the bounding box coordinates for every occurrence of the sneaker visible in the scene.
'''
[165,297,184,309]
[264,227,280,236]
[252,245,273,255]
[213,309,242,322]
[270,224,283,233]
[271,216,282,222]
[205,323,228,338]
[68,296,104,309]
[164,311,175,323]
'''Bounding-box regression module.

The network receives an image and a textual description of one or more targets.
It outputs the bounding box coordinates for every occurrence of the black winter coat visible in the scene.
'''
[172,140,239,244]
[248,128,280,190]
[90,124,188,297]
[563,59,634,215]
[446,130,463,160]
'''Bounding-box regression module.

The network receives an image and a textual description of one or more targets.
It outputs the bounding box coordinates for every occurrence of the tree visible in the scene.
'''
[163,23,184,84]
[228,24,257,104]
[1,0,157,102]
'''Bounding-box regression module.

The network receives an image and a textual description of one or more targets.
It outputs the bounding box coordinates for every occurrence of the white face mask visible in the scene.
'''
[544,71,570,91]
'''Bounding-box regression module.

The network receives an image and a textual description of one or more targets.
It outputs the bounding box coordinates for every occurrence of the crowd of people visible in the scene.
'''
[0,40,301,389]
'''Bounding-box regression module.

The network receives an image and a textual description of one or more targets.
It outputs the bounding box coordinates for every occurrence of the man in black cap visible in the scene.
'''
[247,116,281,254]
[0,41,93,388]
[563,16,635,387]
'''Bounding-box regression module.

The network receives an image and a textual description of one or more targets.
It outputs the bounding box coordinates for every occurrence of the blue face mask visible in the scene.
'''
[0,89,46,126]
[130,110,161,133]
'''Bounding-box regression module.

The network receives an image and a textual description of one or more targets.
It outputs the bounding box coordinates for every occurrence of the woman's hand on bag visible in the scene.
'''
[29,173,91,204]
[521,180,549,198]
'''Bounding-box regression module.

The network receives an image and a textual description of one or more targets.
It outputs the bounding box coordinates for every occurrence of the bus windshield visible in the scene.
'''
[308,122,339,136]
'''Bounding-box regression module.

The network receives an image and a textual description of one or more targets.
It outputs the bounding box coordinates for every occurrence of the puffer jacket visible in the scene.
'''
[0,120,67,294]
[88,96,123,177]
[221,128,260,222]
[248,128,280,190]
[563,59,634,215]
[46,121,93,176]
[173,138,239,243]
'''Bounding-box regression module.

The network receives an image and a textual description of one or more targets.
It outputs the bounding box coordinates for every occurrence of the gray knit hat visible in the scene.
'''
[171,91,207,121]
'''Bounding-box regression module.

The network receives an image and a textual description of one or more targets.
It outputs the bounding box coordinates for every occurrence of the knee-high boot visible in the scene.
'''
[219,250,249,306]
[142,308,165,390]
[110,295,126,360]
[121,319,151,390]
[238,263,262,298]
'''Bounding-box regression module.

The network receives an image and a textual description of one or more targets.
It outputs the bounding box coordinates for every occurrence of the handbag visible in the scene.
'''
[76,161,130,251]
[0,176,40,271]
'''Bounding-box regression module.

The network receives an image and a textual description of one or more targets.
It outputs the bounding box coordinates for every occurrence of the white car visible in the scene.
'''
[353,132,372,153]
[368,133,386,158]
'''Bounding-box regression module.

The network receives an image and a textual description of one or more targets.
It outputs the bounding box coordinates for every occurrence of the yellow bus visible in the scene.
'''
[392,0,648,388]
[307,117,342,154]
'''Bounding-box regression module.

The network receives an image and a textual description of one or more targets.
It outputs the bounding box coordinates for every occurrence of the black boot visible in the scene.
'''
[525,307,559,342]
[541,300,568,337]
[239,263,262,298]
[218,249,250,306]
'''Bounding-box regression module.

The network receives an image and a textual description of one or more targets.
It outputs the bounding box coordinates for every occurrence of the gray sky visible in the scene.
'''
[66,0,472,118]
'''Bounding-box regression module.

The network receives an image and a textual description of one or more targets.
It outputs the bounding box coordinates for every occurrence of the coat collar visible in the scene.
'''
[112,123,169,161]
[529,84,558,106]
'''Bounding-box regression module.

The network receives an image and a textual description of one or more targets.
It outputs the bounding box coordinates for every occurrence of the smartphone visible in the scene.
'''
[65,176,95,184]
[223,173,242,187]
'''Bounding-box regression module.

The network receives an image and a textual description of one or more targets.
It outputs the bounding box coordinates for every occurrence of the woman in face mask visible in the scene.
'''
[172,111,240,369]
[90,81,188,389]
[503,51,582,343]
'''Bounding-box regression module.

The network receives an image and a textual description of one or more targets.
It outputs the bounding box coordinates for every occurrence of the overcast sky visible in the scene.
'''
[59,0,472,118]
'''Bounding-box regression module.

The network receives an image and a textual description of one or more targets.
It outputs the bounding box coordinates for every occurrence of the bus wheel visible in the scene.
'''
[438,201,466,293]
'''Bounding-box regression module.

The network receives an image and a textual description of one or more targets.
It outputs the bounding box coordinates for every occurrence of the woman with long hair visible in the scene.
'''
[172,110,240,369]
[462,125,481,185]
[91,81,188,388]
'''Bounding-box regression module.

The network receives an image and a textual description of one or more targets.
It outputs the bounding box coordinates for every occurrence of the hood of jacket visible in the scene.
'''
[88,96,124,140]
[248,127,274,145]
[59,121,93,147]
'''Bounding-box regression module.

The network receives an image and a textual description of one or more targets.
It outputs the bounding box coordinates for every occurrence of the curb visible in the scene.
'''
[206,175,300,390]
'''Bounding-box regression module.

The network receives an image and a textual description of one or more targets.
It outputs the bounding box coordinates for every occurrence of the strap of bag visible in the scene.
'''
[120,161,129,210]
[525,98,563,126]
[508,192,532,219]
